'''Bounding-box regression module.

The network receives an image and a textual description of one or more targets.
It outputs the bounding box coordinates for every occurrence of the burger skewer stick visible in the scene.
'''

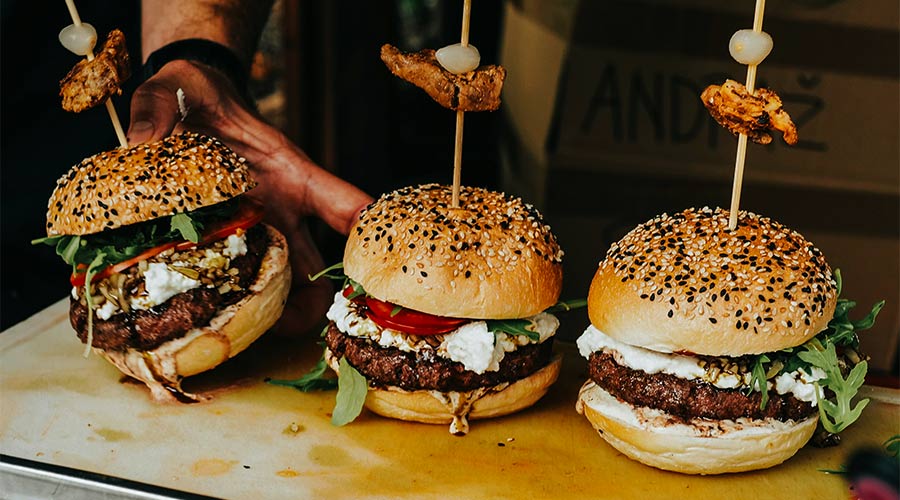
[727,0,766,230]
[62,0,128,148]
[450,0,473,209]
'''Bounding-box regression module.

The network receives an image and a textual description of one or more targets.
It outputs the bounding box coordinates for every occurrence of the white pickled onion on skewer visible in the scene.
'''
[59,22,97,56]
[729,29,773,66]
[436,43,480,74]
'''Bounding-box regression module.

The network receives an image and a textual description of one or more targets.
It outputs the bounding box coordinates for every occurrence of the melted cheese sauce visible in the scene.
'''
[576,325,824,404]
[326,292,558,374]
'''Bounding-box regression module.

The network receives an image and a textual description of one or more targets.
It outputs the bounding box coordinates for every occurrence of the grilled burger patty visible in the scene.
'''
[325,323,554,392]
[70,225,268,351]
[588,350,816,423]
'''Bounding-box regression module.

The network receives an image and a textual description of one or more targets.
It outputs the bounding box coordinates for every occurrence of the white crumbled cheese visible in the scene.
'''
[577,324,717,382]
[576,324,823,404]
[326,292,381,338]
[131,263,200,310]
[378,329,416,351]
[96,300,119,320]
[223,233,248,258]
[775,367,825,403]
[326,292,559,374]
[531,313,560,343]
[441,322,495,374]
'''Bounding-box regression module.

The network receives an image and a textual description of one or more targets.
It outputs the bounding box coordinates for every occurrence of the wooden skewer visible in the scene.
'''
[64,0,128,148]
[452,111,464,208]
[728,0,766,230]
[451,0,473,209]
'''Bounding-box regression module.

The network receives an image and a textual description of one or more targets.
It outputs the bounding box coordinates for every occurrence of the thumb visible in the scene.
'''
[127,75,181,144]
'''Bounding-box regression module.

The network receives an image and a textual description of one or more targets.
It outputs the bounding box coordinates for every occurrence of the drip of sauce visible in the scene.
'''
[428,383,509,435]
[101,327,212,402]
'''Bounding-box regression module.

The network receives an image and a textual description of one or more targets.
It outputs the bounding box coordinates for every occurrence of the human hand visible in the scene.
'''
[127,60,373,335]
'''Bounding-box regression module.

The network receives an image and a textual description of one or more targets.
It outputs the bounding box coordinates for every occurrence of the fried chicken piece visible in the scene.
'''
[701,79,798,145]
[380,44,505,112]
[60,29,131,113]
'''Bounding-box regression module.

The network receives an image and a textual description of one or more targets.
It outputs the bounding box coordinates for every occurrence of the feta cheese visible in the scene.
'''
[442,322,495,374]
[775,367,825,404]
[223,233,248,258]
[577,324,711,381]
[131,263,200,310]
[96,300,119,320]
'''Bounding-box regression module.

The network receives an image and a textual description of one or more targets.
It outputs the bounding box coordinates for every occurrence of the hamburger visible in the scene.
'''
[318,183,567,435]
[575,207,880,474]
[34,132,291,401]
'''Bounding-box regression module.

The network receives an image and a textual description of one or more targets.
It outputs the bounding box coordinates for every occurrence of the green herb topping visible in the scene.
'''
[745,270,883,434]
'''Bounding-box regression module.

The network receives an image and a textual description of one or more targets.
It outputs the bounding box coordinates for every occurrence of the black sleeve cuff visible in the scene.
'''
[142,38,253,104]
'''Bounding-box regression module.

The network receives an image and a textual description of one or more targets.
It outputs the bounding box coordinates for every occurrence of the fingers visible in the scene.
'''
[126,75,181,145]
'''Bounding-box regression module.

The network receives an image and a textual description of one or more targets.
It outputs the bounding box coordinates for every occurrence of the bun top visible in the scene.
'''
[343,184,564,319]
[46,132,256,236]
[588,207,837,356]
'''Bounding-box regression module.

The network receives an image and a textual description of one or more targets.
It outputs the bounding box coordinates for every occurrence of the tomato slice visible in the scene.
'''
[70,241,179,287]
[185,198,264,249]
[362,293,467,336]
[70,198,265,287]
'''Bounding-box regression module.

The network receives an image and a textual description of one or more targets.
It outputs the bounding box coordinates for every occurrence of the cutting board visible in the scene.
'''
[1,299,897,499]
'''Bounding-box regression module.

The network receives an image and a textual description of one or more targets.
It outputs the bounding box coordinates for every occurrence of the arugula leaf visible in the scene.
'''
[885,435,900,458]
[332,357,368,426]
[798,341,869,434]
[170,213,200,243]
[390,305,403,317]
[344,278,367,301]
[32,198,239,277]
[308,262,346,282]
[57,236,82,267]
[545,298,588,313]
[82,252,106,357]
[485,299,586,340]
[267,355,337,392]
[486,319,540,341]
[748,354,770,408]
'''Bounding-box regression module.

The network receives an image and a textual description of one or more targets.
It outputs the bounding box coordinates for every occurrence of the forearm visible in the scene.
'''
[140,0,274,65]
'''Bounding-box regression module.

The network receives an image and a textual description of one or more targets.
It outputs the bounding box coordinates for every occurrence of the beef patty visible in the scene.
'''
[325,323,554,392]
[588,350,816,423]
[70,224,268,351]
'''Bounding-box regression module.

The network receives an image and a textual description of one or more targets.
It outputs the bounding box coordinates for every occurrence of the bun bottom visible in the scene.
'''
[576,381,818,475]
[98,224,291,402]
[326,349,562,434]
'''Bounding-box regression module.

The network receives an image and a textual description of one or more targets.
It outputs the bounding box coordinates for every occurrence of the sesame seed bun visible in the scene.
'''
[46,132,256,236]
[326,349,562,431]
[576,381,818,475]
[343,184,564,319]
[98,224,290,402]
[588,207,837,356]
